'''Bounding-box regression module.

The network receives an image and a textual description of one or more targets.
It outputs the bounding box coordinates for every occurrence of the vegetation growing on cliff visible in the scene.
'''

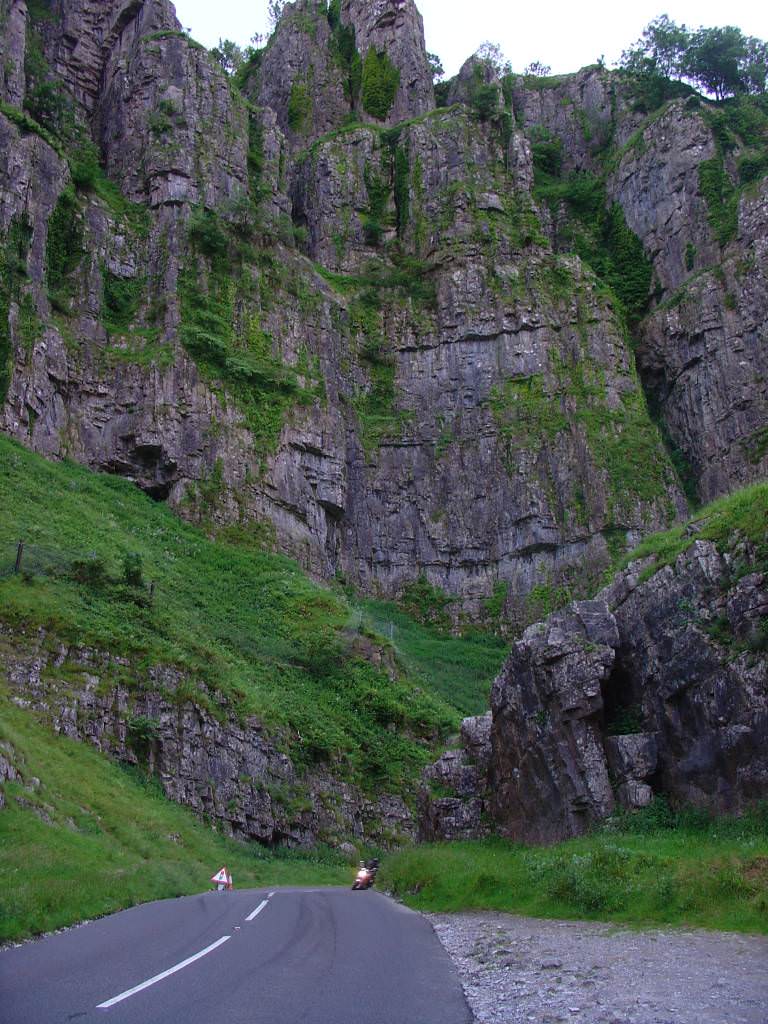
[532,164,653,327]
[0,216,33,404]
[179,207,320,461]
[615,478,768,582]
[361,48,400,120]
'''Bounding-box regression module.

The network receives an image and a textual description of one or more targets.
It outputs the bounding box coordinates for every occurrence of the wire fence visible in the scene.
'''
[0,541,75,581]
[0,542,155,599]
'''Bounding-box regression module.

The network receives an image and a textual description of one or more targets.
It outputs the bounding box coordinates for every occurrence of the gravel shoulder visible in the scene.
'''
[428,912,768,1024]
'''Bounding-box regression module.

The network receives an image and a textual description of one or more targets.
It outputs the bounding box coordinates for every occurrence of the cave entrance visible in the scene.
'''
[601,655,643,737]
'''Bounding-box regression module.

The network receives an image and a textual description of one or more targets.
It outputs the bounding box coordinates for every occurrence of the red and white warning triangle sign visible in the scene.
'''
[210,866,232,888]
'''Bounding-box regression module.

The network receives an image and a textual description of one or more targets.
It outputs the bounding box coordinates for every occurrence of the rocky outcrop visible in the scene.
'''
[492,539,768,842]
[421,537,768,843]
[343,0,434,125]
[0,0,28,107]
[510,67,629,176]
[510,69,768,505]
[35,0,179,115]
[418,713,492,841]
[255,0,433,152]
[255,2,350,150]
[0,739,21,810]
[607,99,719,294]
[490,601,619,843]
[1,626,415,847]
[98,28,249,209]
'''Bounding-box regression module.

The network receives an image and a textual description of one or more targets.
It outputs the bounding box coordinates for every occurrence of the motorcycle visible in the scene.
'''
[352,859,379,890]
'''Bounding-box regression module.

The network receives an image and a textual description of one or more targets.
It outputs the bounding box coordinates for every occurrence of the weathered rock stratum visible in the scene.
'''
[1,625,414,847]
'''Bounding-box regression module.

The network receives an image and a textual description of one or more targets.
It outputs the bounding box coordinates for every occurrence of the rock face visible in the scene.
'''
[0,3,765,623]
[498,540,768,840]
[0,739,21,810]
[490,601,619,844]
[418,714,492,841]
[0,0,694,628]
[343,0,434,125]
[510,72,768,503]
[638,177,768,502]
[255,0,433,151]
[1,626,415,847]
[421,538,768,843]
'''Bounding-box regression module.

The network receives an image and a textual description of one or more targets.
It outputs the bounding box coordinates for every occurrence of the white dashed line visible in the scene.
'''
[245,899,269,922]
[97,935,231,1009]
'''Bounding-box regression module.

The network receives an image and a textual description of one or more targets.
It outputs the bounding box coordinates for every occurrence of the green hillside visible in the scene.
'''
[0,436,505,789]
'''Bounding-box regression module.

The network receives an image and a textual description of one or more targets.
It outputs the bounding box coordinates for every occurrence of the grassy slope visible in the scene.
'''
[358,598,507,717]
[0,695,347,943]
[0,436,503,790]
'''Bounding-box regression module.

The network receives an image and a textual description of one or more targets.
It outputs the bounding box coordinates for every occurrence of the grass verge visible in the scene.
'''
[0,695,347,944]
[380,805,768,934]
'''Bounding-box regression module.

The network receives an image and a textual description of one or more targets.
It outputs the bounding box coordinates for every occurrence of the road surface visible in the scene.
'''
[0,887,472,1023]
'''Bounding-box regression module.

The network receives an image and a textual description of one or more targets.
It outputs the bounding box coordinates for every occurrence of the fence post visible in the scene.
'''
[14,541,24,574]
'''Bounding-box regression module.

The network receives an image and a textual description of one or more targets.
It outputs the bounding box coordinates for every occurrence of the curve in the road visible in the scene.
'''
[0,887,473,1024]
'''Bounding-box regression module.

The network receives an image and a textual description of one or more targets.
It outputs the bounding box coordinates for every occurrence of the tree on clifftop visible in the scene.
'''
[621,16,768,99]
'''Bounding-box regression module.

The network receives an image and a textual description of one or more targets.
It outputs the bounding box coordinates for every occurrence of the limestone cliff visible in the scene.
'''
[509,70,768,504]
[0,0,766,630]
[1,625,415,847]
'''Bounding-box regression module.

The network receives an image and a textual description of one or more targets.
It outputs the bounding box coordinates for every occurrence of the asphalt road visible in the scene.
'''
[0,887,472,1023]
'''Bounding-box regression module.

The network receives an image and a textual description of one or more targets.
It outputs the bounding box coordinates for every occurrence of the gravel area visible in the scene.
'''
[428,912,768,1024]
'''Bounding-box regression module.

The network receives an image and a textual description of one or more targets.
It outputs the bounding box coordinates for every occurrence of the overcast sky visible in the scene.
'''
[172,0,768,77]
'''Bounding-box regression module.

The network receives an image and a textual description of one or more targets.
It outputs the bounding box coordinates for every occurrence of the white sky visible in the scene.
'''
[172,0,768,77]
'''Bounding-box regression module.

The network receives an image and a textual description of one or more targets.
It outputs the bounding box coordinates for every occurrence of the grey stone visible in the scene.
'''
[604,733,658,782]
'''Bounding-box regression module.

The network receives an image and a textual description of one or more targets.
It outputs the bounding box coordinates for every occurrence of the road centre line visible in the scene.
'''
[245,899,269,922]
[97,935,231,1009]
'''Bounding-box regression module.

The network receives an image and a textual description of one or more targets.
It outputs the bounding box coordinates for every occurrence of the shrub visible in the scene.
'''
[126,715,160,759]
[361,48,400,121]
[187,207,229,259]
[102,271,143,332]
[122,552,144,588]
[400,575,453,632]
[69,555,108,588]
[472,83,500,121]
[46,189,83,305]
[287,80,312,134]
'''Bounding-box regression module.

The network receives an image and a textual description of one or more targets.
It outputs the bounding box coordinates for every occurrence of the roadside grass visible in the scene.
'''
[357,599,507,717]
[0,695,348,944]
[0,436,492,789]
[380,807,768,934]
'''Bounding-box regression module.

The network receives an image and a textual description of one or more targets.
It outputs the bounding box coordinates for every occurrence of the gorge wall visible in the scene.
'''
[1,624,415,847]
[1,0,767,847]
[4,0,765,630]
